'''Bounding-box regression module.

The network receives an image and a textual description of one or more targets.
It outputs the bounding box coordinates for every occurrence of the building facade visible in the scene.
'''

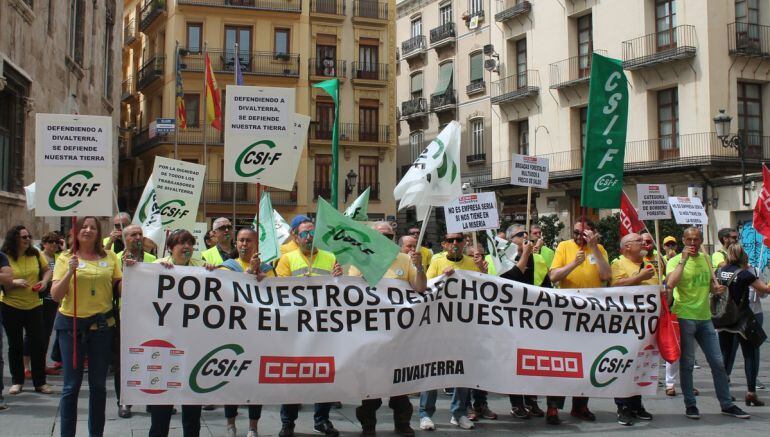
[119,0,398,228]
[0,0,122,237]
[398,0,770,248]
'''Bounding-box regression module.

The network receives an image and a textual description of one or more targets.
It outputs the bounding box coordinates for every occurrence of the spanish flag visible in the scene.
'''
[175,48,186,129]
[205,53,222,131]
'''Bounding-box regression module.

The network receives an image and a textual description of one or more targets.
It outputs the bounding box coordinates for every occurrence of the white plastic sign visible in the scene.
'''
[637,184,671,220]
[444,192,499,233]
[152,157,206,231]
[668,196,708,225]
[510,154,549,189]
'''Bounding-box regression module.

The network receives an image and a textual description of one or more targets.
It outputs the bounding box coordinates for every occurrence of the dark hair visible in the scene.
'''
[718,228,735,244]
[578,219,597,231]
[41,231,60,244]
[229,227,257,258]
[1,225,39,259]
[70,216,107,257]
[166,229,196,250]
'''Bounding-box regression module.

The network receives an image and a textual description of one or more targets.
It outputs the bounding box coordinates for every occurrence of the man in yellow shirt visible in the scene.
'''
[280,215,310,256]
[712,228,738,269]
[611,233,659,426]
[116,225,157,264]
[545,220,609,424]
[103,212,131,253]
[201,217,234,265]
[406,226,433,270]
[530,225,555,268]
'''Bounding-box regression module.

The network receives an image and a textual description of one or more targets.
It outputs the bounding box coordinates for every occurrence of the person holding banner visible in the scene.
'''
[279,215,310,256]
[50,217,122,437]
[202,217,234,265]
[275,218,342,437]
[611,233,659,426]
[0,225,53,396]
[146,229,216,437]
[407,226,433,270]
[103,212,131,253]
[665,227,750,420]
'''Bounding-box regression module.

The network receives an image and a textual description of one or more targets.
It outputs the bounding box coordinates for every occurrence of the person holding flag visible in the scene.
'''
[202,217,234,265]
[407,226,432,270]
[280,215,310,256]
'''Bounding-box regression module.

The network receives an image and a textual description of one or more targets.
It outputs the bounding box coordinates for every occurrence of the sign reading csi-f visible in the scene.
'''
[510,154,549,189]
[668,196,708,225]
[35,114,113,216]
[444,192,499,233]
[151,157,206,231]
[224,86,308,190]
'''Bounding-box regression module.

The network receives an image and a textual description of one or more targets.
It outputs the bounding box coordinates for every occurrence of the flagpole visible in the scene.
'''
[71,216,78,369]
[174,41,180,160]
[202,41,208,222]
[232,42,238,229]
[255,184,261,256]
[654,219,663,284]
[416,206,432,251]
[525,187,532,237]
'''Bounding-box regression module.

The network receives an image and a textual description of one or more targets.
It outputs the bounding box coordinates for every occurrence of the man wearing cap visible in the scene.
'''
[280,215,310,256]
[202,218,234,265]
[663,236,678,264]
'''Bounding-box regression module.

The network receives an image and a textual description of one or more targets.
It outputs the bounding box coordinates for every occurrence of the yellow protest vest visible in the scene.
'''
[286,249,336,277]
[201,246,226,266]
[533,253,547,286]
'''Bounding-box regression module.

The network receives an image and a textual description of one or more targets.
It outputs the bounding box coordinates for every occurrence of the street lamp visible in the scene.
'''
[713,109,749,206]
[344,169,358,202]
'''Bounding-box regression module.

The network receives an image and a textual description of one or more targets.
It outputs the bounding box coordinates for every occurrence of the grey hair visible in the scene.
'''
[505,223,526,240]
[115,212,131,222]
[372,221,393,232]
[398,235,416,247]
[619,233,639,249]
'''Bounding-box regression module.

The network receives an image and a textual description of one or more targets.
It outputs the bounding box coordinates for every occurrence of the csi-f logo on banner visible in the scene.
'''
[48,170,101,212]
[138,189,191,226]
[189,344,252,394]
[235,140,283,177]
[321,225,375,256]
[590,345,633,387]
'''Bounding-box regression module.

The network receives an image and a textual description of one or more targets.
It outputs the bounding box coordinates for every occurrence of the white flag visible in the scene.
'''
[23,182,36,210]
[393,121,462,219]
[343,187,370,221]
[132,174,165,248]
[274,210,291,245]
[484,230,517,276]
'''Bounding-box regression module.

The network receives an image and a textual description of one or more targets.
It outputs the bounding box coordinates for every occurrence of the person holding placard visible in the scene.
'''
[51,217,122,437]
[201,217,234,265]
[103,212,131,253]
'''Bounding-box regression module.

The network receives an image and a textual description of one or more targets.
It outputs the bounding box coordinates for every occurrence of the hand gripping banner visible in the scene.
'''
[121,264,661,405]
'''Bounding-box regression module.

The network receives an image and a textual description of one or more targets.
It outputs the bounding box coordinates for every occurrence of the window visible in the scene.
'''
[184,94,200,128]
[315,35,337,76]
[411,17,422,37]
[410,72,423,98]
[738,81,763,157]
[358,38,379,79]
[736,0,759,23]
[409,131,423,161]
[274,28,290,56]
[315,100,335,139]
[359,100,379,142]
[469,0,483,15]
[577,14,592,78]
[0,66,30,194]
[579,106,587,157]
[656,0,677,50]
[469,51,483,83]
[103,10,115,98]
[314,154,332,200]
[516,38,527,88]
[471,119,484,156]
[359,156,380,199]
[186,23,202,53]
[225,26,251,70]
[735,0,760,44]
[657,87,679,158]
[517,120,529,155]
[439,3,452,25]
[68,0,85,65]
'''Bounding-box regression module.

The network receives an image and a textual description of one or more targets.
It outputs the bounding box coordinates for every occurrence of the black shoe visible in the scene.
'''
[685,406,700,420]
[570,407,596,421]
[118,405,132,419]
[721,405,750,419]
[202,404,216,411]
[632,407,653,421]
[526,403,545,418]
[360,427,376,437]
[394,424,415,437]
[617,407,634,426]
[510,406,531,419]
[314,421,340,437]
[279,425,295,437]
[545,408,561,425]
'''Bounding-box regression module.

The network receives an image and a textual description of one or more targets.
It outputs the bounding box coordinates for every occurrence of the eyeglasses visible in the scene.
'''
[299,230,315,239]
[20,235,32,240]
[512,232,527,238]
[445,237,464,243]
[409,230,420,235]
[216,225,233,232]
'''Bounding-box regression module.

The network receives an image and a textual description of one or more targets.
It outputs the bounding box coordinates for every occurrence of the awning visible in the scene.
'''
[433,62,453,95]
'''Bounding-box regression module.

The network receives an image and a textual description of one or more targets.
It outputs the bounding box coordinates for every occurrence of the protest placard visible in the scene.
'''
[152,157,206,231]
[444,192,499,233]
[35,113,113,216]
[668,196,708,225]
[510,154,549,189]
[637,184,671,220]
[191,222,208,258]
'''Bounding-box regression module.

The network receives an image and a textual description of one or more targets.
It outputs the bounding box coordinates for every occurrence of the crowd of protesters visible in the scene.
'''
[0,214,766,436]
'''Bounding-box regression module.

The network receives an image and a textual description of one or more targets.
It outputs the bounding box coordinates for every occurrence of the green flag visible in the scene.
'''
[343,187,370,221]
[315,197,399,286]
[581,53,629,209]
[312,78,340,209]
[253,191,280,263]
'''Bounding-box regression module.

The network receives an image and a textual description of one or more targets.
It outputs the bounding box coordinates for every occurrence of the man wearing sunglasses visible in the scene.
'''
[281,215,311,256]
[530,225,555,269]
[202,217,234,265]
[419,232,486,431]
[712,228,739,270]
[407,226,433,270]
[103,212,131,253]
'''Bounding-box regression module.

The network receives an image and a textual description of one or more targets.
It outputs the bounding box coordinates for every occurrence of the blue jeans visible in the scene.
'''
[280,403,333,427]
[678,318,734,409]
[418,390,437,419]
[0,308,4,393]
[419,388,470,420]
[58,327,113,437]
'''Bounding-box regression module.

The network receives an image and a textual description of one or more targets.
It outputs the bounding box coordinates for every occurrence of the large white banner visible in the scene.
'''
[152,157,206,230]
[35,114,113,216]
[121,265,661,405]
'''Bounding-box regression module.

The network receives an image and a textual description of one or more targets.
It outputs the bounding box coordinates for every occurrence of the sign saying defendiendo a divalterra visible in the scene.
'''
[224,86,308,190]
[35,113,113,216]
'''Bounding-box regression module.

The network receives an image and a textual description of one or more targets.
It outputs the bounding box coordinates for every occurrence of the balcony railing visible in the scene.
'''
[121,76,134,101]
[205,181,297,206]
[309,122,390,144]
[309,58,347,79]
[314,181,332,200]
[311,0,345,15]
[495,0,531,22]
[353,0,387,20]
[401,35,427,60]
[466,153,486,164]
[430,22,456,47]
[466,80,486,95]
[137,55,165,91]
[351,62,388,81]
[430,90,457,112]
[728,22,770,58]
[622,25,696,70]
[131,120,224,155]
[358,182,379,200]
[177,0,302,13]
[491,70,539,104]
[123,19,137,45]
[549,50,606,90]
[180,49,300,77]
[401,98,428,119]
[139,0,165,32]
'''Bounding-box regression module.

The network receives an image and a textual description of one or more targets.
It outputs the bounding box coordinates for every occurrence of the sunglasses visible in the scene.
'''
[512,232,527,238]
[445,237,464,243]
[20,235,32,240]
[217,225,233,231]
[382,233,395,240]
[299,230,315,239]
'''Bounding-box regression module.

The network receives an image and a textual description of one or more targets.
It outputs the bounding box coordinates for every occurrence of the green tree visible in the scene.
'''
[597,213,622,261]
[537,214,565,248]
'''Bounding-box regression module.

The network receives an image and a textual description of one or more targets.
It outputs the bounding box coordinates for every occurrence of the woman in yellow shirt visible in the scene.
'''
[51,216,122,437]
[0,225,53,395]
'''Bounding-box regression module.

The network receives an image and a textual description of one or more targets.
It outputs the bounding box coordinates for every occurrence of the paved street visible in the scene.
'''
[1,315,769,437]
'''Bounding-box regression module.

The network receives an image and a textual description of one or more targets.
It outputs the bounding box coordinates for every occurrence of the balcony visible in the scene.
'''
[310,0,346,18]
[351,62,388,83]
[400,98,428,120]
[123,19,137,46]
[136,55,165,91]
[495,0,531,22]
[314,181,332,200]
[549,50,605,90]
[131,120,224,156]
[353,0,388,24]
[309,58,347,80]
[358,182,380,200]
[464,8,485,25]
[622,25,696,70]
[491,70,539,105]
[401,35,427,61]
[466,153,486,164]
[180,49,300,77]
[466,80,486,95]
[177,0,302,13]
[309,122,391,144]
[430,89,457,112]
[139,0,165,32]
[121,76,135,101]
[728,22,770,58]
[205,181,297,206]
[430,22,456,48]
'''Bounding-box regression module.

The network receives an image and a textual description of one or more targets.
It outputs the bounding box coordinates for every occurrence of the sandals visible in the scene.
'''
[8,385,22,395]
